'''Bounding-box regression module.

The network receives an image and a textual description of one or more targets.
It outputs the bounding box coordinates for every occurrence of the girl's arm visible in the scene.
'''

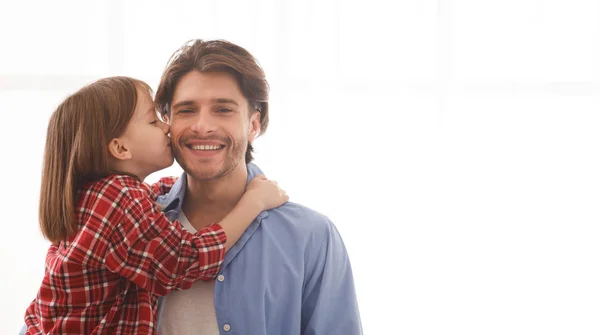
[89,175,281,296]
[89,176,226,295]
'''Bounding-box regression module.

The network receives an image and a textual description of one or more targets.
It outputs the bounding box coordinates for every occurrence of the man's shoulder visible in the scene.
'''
[265,201,334,238]
[264,202,349,274]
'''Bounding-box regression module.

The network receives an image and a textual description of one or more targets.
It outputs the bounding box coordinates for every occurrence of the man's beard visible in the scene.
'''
[172,135,247,181]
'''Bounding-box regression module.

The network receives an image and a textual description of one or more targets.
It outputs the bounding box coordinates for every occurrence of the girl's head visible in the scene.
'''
[40,76,173,243]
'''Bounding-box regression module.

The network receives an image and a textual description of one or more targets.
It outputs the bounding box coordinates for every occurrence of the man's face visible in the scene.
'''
[168,70,260,181]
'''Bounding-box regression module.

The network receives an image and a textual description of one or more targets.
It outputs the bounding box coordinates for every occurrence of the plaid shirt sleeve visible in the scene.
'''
[97,176,227,295]
[148,176,179,198]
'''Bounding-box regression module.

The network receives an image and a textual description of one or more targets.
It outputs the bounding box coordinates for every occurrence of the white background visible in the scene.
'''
[1,0,599,334]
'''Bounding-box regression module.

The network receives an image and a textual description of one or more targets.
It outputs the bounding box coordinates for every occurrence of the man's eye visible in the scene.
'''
[216,107,232,113]
[178,109,193,114]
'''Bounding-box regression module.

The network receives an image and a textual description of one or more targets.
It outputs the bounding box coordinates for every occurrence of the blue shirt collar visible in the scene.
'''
[157,162,268,220]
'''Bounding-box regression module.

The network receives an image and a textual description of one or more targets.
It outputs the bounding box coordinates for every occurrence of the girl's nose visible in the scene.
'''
[159,121,170,134]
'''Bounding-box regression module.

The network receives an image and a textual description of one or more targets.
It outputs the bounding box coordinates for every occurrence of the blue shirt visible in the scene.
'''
[156,163,362,334]
[20,163,362,335]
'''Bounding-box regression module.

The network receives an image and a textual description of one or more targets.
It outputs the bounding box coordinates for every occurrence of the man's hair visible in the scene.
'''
[40,76,150,243]
[155,39,270,163]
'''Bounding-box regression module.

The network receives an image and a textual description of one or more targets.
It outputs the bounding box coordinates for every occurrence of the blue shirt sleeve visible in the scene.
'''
[18,323,26,335]
[301,219,363,335]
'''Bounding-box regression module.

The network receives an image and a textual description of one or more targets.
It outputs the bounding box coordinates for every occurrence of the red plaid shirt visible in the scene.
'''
[24,175,227,335]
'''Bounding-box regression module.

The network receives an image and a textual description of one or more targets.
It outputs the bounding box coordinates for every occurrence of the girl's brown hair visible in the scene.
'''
[40,76,151,243]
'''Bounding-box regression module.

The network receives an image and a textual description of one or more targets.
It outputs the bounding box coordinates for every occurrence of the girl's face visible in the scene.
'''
[115,86,174,179]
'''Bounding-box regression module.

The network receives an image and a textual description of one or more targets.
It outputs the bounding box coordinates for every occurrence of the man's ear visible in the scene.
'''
[108,138,132,161]
[248,111,261,143]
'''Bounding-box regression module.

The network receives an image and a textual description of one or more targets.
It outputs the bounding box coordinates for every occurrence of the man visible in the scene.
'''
[154,39,362,334]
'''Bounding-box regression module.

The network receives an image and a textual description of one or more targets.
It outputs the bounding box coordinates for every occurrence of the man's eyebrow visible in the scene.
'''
[171,99,239,109]
[171,100,196,109]
[212,98,239,106]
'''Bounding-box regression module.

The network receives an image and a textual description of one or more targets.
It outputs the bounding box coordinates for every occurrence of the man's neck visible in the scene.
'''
[182,163,248,231]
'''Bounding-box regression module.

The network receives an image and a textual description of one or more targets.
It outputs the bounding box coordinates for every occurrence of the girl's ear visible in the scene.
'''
[108,138,132,160]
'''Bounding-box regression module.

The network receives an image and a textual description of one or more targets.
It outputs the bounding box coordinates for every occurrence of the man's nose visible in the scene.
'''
[191,113,217,135]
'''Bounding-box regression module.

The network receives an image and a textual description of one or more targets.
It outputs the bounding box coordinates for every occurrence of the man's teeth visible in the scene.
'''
[191,145,221,151]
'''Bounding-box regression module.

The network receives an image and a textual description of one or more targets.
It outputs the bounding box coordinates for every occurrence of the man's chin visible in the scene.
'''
[186,161,243,182]
[188,169,225,181]
[180,159,223,179]
[175,151,244,180]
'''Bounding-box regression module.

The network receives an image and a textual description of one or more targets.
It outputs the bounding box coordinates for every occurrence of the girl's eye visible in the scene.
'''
[150,120,158,125]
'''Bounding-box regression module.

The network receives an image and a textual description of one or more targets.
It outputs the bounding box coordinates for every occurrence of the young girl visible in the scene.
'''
[23,76,288,334]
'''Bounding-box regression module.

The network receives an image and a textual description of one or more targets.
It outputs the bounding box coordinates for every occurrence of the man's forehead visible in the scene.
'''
[176,71,237,89]
[173,71,244,100]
